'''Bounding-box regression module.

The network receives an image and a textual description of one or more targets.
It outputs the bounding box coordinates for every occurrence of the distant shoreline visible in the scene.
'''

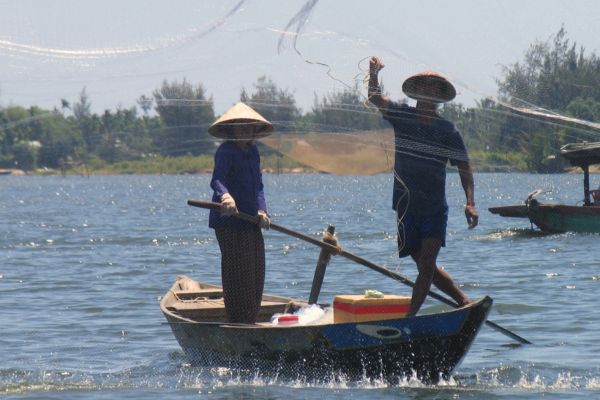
[0,167,320,176]
[3,165,600,176]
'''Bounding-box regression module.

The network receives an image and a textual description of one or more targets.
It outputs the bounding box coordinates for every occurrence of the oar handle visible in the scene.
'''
[187,199,259,223]
[187,199,532,345]
[187,200,342,251]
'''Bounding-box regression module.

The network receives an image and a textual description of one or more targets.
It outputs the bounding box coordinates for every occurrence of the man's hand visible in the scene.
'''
[369,56,384,75]
[257,210,270,230]
[220,193,238,216]
[465,205,479,229]
[368,56,389,110]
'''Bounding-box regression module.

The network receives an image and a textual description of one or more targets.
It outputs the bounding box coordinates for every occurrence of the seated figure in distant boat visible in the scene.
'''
[208,102,273,323]
[367,56,478,316]
[592,187,600,205]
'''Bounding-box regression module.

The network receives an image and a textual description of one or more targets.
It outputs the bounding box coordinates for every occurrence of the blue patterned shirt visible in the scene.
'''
[382,101,468,215]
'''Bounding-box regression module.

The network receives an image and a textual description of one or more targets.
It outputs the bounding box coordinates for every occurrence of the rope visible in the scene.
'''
[322,229,342,255]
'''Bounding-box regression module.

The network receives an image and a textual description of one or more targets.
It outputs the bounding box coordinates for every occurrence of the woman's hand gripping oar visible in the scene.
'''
[187,199,531,345]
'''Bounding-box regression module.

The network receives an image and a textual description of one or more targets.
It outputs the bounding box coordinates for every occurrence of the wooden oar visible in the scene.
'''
[188,199,531,345]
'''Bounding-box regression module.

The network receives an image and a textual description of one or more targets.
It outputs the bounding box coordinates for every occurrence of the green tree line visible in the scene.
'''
[445,27,600,172]
[1,28,598,173]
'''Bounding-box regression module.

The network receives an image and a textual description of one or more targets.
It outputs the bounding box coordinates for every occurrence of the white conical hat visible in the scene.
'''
[402,70,456,103]
[208,102,274,139]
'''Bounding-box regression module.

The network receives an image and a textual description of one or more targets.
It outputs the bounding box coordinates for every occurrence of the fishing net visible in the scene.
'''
[2,0,600,282]
[3,0,597,384]
[260,130,394,175]
[1,1,599,177]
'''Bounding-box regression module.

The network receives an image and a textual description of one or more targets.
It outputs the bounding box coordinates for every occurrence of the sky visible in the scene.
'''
[0,0,599,115]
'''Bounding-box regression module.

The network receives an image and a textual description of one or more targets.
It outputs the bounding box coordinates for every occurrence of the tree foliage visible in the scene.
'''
[240,76,301,132]
[499,27,600,113]
[303,86,387,132]
[0,29,598,173]
[153,79,215,156]
[495,27,600,171]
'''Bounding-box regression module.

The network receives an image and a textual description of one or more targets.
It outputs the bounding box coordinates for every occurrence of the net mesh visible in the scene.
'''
[1,1,599,175]
[3,0,597,382]
[260,130,394,176]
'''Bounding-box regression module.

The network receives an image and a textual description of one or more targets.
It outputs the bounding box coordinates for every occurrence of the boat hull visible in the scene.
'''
[488,205,529,218]
[163,295,492,383]
[528,204,600,233]
[489,203,600,233]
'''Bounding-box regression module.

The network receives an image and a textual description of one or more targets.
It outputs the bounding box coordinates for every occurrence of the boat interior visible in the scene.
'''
[161,275,313,324]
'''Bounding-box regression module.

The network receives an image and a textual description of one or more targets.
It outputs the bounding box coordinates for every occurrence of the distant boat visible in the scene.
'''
[161,275,492,383]
[489,142,600,233]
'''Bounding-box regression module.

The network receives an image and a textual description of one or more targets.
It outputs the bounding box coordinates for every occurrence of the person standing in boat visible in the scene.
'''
[208,102,272,324]
[368,56,478,316]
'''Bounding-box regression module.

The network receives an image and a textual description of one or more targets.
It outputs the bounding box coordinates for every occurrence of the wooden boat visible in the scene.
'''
[489,141,600,233]
[161,275,493,383]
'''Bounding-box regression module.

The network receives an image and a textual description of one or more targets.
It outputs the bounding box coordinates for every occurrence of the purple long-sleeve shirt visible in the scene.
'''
[208,141,267,229]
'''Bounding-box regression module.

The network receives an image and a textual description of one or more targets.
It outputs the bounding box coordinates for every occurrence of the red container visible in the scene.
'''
[277,314,299,325]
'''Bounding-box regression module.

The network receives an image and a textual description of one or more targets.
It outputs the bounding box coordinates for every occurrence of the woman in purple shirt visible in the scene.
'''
[208,102,272,323]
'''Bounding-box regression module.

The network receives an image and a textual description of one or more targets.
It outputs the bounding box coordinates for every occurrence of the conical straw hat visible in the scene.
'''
[402,70,456,103]
[208,102,274,139]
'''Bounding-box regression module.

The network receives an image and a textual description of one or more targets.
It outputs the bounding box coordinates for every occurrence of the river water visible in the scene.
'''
[1,173,599,399]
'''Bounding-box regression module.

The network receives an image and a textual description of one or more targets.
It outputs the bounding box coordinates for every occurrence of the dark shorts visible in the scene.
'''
[397,208,448,258]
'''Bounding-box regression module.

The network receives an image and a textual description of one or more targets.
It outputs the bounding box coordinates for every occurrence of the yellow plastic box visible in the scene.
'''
[333,294,411,323]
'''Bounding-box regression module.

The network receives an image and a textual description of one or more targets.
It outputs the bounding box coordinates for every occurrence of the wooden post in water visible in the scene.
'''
[308,225,336,304]
[583,164,591,206]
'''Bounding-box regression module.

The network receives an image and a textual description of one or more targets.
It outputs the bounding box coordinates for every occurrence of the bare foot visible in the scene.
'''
[460,297,472,306]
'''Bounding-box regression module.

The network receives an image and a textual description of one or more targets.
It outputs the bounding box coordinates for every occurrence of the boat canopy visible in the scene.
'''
[560,142,600,167]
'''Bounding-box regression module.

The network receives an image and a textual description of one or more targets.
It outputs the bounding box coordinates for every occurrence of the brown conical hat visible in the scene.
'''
[402,70,456,103]
[208,102,274,139]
